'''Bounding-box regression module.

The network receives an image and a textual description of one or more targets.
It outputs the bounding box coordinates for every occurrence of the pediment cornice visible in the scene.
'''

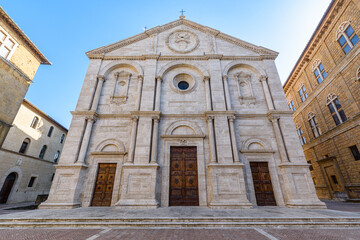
[86,18,278,57]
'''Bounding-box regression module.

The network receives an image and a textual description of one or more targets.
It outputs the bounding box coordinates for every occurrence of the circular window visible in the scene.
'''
[178,81,189,90]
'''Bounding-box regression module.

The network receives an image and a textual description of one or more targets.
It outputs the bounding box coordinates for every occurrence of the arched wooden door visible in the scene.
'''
[0,172,17,203]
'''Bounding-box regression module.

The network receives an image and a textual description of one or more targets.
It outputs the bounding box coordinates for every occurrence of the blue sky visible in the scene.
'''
[2,0,331,128]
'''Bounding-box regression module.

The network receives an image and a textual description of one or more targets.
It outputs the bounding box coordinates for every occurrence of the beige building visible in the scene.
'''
[41,16,324,209]
[0,7,50,148]
[284,0,360,200]
[0,99,67,204]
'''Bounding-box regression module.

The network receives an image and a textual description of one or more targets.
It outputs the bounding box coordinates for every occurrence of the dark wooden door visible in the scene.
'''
[91,163,116,207]
[169,146,199,206]
[0,172,16,204]
[250,162,276,206]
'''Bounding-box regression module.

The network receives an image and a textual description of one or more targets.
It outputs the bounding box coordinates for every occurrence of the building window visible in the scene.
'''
[60,134,65,144]
[27,176,36,187]
[356,67,360,81]
[312,59,327,84]
[298,85,308,102]
[308,112,321,138]
[0,26,18,60]
[30,116,39,129]
[39,145,47,159]
[336,21,359,54]
[19,138,30,154]
[297,127,306,146]
[47,126,54,137]
[307,160,313,171]
[54,151,60,163]
[330,175,338,185]
[288,100,296,111]
[326,93,347,126]
[349,145,360,161]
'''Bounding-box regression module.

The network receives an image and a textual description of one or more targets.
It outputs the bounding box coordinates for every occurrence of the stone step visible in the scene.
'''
[1,219,360,228]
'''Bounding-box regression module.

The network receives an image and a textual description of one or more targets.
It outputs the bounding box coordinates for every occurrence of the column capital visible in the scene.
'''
[97,75,105,82]
[85,115,97,122]
[267,113,280,122]
[222,75,228,81]
[138,75,144,81]
[114,72,120,78]
[131,115,139,120]
[206,115,214,121]
[152,115,160,122]
[259,75,268,82]
[203,76,210,82]
[227,115,235,121]
[156,76,162,81]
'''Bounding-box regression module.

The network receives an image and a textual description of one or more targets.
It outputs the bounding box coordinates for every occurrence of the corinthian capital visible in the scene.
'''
[97,75,105,82]
[156,76,162,81]
[203,76,210,82]
[138,75,144,81]
[222,75,228,81]
[259,75,268,82]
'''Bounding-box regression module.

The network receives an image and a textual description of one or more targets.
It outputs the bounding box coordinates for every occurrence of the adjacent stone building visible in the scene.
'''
[283,0,360,200]
[0,99,67,204]
[0,7,50,148]
[41,16,324,209]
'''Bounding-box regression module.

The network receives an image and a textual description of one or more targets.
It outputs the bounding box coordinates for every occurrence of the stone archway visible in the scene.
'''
[0,172,17,203]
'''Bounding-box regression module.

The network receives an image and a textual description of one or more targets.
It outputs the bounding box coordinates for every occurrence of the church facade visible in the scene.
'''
[41,16,325,209]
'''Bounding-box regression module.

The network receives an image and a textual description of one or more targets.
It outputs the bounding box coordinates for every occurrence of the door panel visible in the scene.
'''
[91,163,116,207]
[0,172,16,204]
[169,146,199,206]
[250,162,276,206]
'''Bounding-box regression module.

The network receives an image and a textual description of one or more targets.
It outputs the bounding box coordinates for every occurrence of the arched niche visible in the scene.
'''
[241,138,274,153]
[157,61,209,79]
[99,61,143,77]
[165,120,203,136]
[95,139,126,153]
[223,61,266,78]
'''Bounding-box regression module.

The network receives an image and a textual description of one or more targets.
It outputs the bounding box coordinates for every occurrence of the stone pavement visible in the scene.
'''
[0,202,359,239]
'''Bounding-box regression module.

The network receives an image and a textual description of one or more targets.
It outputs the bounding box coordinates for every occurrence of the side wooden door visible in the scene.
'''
[250,162,276,206]
[91,163,116,207]
[0,172,16,204]
[169,146,199,206]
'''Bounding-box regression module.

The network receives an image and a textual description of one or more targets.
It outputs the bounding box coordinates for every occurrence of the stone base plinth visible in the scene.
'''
[207,163,252,208]
[116,163,159,209]
[39,164,88,209]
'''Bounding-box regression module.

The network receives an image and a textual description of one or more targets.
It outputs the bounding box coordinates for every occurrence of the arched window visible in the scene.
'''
[39,145,47,159]
[308,112,321,138]
[296,126,306,146]
[298,83,308,102]
[30,116,39,129]
[19,138,30,154]
[326,93,347,126]
[336,21,359,54]
[60,134,65,144]
[54,151,60,163]
[312,59,327,84]
[356,67,360,81]
[288,100,296,111]
[47,126,54,137]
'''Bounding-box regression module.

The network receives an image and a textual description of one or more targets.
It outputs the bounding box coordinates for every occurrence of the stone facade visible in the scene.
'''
[0,7,50,148]
[0,100,67,204]
[41,16,324,209]
[284,0,360,200]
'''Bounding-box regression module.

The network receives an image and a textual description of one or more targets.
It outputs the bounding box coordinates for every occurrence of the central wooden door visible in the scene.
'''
[250,162,276,206]
[91,163,116,207]
[169,146,199,206]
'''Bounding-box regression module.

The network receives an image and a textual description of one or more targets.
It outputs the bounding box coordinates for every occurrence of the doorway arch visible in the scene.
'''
[0,172,17,203]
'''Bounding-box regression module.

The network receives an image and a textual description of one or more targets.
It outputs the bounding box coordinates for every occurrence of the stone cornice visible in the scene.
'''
[240,149,275,153]
[0,148,55,164]
[86,18,278,57]
[90,151,127,156]
[205,111,236,117]
[130,111,161,117]
[87,54,277,61]
[71,110,98,119]
[161,134,206,139]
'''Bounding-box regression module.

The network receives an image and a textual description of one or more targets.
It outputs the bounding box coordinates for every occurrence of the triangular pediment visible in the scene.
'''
[86,17,278,57]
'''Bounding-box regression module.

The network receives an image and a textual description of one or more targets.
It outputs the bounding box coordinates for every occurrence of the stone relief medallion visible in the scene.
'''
[166,30,199,53]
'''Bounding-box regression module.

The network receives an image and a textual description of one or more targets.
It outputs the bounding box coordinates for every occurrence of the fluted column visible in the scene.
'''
[259,75,274,110]
[90,75,106,111]
[228,116,240,162]
[222,75,232,110]
[155,76,162,111]
[77,116,96,164]
[127,116,138,163]
[207,116,217,163]
[135,75,144,111]
[150,116,160,164]
[203,76,212,111]
[268,115,289,162]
